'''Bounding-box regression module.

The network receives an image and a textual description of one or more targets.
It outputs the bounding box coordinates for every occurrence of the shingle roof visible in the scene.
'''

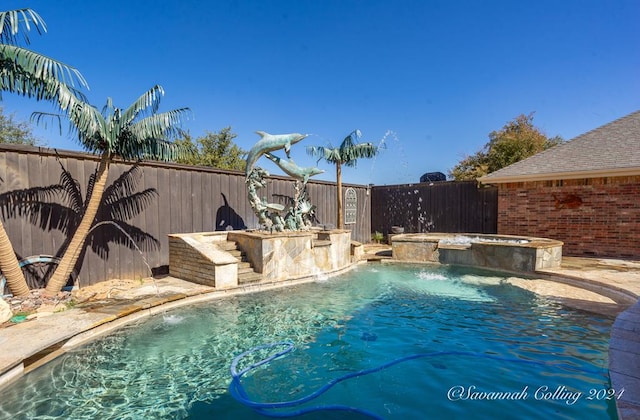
[479,110,640,183]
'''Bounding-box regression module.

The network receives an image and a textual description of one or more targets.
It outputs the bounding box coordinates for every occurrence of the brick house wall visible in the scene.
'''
[497,175,640,259]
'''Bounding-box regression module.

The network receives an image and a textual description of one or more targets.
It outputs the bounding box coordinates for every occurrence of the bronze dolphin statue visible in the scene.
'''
[245,131,308,176]
[263,153,325,183]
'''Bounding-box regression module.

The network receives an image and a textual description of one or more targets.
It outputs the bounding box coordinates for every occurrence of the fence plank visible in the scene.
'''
[156,166,171,273]
[201,170,214,231]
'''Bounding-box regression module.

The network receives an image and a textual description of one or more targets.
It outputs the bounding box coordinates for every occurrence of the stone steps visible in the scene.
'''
[221,240,262,285]
[238,271,263,284]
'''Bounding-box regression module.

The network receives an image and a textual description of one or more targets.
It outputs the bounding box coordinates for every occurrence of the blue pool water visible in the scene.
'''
[0,264,618,419]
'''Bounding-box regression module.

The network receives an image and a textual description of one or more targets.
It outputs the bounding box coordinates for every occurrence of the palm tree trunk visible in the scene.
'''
[0,220,30,297]
[44,153,110,296]
[336,162,343,229]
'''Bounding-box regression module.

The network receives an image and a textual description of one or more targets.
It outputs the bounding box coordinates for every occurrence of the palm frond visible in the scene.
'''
[119,135,190,162]
[128,108,191,140]
[0,9,46,46]
[67,103,104,146]
[306,130,378,168]
[119,85,165,125]
[306,145,341,164]
[339,131,356,150]
[36,86,190,161]
[0,54,86,106]
[28,110,65,133]
[343,142,379,168]
[30,85,100,141]
[0,44,87,87]
[101,96,115,119]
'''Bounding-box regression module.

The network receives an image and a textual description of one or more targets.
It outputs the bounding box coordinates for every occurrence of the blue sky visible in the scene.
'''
[2,0,639,186]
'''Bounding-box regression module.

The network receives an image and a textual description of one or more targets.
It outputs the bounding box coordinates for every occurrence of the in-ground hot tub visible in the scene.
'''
[391,233,563,272]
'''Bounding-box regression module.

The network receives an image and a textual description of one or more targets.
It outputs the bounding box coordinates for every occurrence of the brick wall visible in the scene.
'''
[497,176,640,259]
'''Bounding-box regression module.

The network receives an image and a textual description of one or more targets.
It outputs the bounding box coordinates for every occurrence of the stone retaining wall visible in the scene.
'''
[228,230,352,282]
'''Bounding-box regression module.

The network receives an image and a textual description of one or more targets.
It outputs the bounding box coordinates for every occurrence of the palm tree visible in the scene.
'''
[35,85,190,295]
[0,8,88,297]
[306,130,379,229]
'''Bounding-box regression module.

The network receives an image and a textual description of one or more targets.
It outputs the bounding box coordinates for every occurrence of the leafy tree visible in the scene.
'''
[449,113,564,181]
[0,8,87,297]
[32,85,190,295]
[175,127,246,171]
[173,133,199,163]
[448,153,489,181]
[0,106,40,145]
[307,130,379,229]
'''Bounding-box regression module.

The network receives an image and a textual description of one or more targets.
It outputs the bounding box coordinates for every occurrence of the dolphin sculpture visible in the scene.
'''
[245,131,308,176]
[263,153,325,183]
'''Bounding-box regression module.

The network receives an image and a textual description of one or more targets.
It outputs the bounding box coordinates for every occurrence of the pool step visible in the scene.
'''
[219,240,263,285]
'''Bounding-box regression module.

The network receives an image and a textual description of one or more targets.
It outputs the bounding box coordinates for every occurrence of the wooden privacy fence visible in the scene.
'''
[0,144,371,287]
[0,144,499,287]
[371,181,498,238]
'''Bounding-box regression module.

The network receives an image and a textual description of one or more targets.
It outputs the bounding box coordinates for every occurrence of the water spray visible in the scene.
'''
[88,221,161,302]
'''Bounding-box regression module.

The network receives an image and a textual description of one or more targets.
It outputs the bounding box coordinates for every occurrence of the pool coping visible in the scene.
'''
[0,256,638,418]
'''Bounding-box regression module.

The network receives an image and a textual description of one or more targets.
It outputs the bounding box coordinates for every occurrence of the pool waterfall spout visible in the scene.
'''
[88,221,158,295]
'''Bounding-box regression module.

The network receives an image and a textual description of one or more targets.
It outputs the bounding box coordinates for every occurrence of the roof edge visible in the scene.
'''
[478,167,640,184]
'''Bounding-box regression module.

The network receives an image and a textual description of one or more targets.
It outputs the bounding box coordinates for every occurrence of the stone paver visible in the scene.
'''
[539,257,640,297]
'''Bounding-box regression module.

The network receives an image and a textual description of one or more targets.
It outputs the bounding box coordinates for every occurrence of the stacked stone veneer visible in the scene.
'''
[168,232,238,289]
[497,176,640,259]
[392,233,563,272]
[228,230,352,282]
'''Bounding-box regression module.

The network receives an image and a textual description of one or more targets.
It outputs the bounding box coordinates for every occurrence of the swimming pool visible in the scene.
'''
[0,264,618,419]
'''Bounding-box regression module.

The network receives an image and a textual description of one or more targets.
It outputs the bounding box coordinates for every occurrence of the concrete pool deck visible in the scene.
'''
[0,251,638,418]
